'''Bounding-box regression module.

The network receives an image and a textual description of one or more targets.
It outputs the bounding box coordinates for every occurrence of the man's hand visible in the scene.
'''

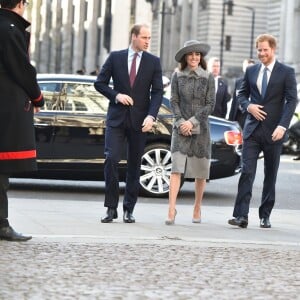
[116,93,134,106]
[142,116,154,132]
[272,126,285,141]
[247,104,267,121]
[33,107,40,113]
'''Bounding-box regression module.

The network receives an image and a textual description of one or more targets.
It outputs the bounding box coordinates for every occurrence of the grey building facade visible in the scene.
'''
[23,0,300,82]
[151,0,300,81]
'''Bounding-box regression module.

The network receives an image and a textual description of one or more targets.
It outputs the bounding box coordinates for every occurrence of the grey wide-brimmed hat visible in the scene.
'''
[175,40,210,62]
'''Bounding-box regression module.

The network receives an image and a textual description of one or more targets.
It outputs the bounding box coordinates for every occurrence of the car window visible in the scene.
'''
[38,81,108,113]
[64,83,108,113]
[39,82,62,111]
[158,96,173,115]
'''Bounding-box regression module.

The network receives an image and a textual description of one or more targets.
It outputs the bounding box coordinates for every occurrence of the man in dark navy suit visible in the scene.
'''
[94,24,163,223]
[208,57,231,118]
[228,34,297,229]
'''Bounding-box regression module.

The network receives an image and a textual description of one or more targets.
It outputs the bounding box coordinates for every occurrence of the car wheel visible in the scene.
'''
[139,143,172,198]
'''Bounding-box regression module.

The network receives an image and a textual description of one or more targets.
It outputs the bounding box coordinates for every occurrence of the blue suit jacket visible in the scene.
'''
[94,49,163,130]
[238,61,297,143]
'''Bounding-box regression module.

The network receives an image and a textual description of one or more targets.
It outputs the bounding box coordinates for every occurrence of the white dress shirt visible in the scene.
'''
[256,59,275,94]
[128,47,142,75]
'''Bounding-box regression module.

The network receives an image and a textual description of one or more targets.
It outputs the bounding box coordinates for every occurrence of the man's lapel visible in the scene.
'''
[266,61,279,91]
[251,64,261,99]
[119,50,130,86]
[136,52,146,79]
[261,60,279,102]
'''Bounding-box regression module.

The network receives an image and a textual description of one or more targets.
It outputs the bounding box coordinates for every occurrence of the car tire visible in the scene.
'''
[139,143,173,198]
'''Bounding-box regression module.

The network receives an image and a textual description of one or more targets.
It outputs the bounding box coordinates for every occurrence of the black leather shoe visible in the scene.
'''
[101,208,118,223]
[228,217,248,228]
[123,210,135,223]
[0,226,32,242]
[260,217,271,228]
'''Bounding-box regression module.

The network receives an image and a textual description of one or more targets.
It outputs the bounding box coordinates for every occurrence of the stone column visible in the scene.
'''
[294,0,300,79]
[179,0,191,47]
[135,0,153,31]
[25,0,42,69]
[111,0,131,50]
[61,0,73,73]
[166,7,181,76]
[38,0,52,73]
[279,0,295,65]
[85,0,100,74]
[48,0,63,73]
[72,0,86,73]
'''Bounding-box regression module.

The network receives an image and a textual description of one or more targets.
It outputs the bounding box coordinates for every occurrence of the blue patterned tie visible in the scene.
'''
[261,67,268,98]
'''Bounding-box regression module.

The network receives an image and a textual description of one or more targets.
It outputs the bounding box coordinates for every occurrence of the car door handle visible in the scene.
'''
[34,123,51,126]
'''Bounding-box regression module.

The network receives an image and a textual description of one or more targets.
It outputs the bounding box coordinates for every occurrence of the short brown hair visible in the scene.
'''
[130,24,150,37]
[0,0,21,9]
[255,34,277,49]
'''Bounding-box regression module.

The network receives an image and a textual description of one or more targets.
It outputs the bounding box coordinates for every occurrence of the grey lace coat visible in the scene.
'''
[170,67,215,158]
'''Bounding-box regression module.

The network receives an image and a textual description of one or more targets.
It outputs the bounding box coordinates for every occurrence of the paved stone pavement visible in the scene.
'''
[0,197,299,299]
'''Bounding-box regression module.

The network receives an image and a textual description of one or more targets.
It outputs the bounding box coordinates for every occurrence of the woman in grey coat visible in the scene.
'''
[165,40,215,225]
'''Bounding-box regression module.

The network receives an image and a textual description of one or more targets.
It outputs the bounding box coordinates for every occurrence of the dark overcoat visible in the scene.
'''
[0,9,44,174]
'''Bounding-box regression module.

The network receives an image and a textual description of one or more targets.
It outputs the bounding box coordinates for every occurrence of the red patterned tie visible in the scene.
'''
[129,52,138,87]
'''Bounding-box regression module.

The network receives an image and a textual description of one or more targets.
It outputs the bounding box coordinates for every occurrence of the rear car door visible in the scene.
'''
[51,80,107,175]
[34,81,59,160]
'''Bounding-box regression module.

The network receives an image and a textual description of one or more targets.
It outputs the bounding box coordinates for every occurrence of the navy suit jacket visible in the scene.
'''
[238,61,297,143]
[94,49,163,131]
[212,77,231,118]
[229,77,244,121]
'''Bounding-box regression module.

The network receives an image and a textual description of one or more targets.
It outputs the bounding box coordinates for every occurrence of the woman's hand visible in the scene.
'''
[179,120,193,136]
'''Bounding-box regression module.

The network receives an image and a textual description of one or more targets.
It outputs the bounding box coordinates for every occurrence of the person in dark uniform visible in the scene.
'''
[0,0,44,241]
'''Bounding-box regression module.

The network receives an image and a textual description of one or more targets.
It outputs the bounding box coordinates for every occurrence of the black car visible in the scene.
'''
[28,74,242,197]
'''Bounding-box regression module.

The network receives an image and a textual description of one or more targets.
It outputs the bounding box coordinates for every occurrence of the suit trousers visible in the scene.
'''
[233,124,282,219]
[104,120,147,213]
[0,174,9,225]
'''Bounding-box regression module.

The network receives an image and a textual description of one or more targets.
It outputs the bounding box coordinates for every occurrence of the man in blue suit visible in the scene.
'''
[94,24,163,223]
[228,34,297,229]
